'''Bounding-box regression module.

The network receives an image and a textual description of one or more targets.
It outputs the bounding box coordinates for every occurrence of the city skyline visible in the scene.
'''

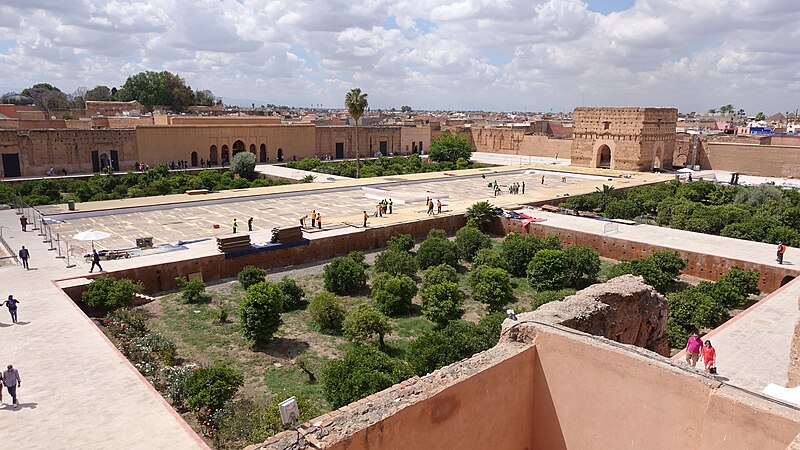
[0,0,798,114]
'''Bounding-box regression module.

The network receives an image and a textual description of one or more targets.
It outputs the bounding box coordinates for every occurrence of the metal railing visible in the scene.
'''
[11,195,77,268]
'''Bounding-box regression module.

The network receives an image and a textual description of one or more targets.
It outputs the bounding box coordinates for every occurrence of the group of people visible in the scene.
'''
[685,332,717,374]
[45,167,68,176]
[133,162,151,172]
[167,160,189,170]
[425,197,442,215]
[299,210,323,229]
[231,217,256,233]
[374,199,393,217]
[507,182,525,195]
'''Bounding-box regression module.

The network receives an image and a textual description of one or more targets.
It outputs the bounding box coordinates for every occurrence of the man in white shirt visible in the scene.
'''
[2,364,21,407]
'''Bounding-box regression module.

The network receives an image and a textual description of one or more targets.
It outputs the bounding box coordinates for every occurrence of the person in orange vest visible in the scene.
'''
[300,214,307,228]
[317,213,322,229]
[363,211,368,228]
[311,210,317,227]
[777,241,787,264]
[437,199,442,214]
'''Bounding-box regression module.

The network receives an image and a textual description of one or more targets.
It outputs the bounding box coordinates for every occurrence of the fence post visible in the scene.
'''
[48,226,55,250]
[56,233,64,258]
[65,239,75,268]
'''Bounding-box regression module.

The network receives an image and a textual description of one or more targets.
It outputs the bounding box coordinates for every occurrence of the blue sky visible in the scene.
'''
[0,0,798,114]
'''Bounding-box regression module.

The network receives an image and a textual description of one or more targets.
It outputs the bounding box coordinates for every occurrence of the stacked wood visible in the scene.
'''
[217,234,251,252]
[274,226,303,243]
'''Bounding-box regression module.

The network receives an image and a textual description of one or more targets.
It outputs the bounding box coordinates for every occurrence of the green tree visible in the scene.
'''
[501,232,544,277]
[308,292,346,334]
[420,281,465,327]
[455,223,492,261]
[469,266,513,312]
[755,112,766,121]
[405,319,499,376]
[21,83,70,111]
[372,273,418,316]
[374,249,418,277]
[527,249,569,291]
[345,88,369,178]
[427,133,474,163]
[386,233,415,253]
[416,230,458,269]
[238,265,267,290]
[119,70,195,112]
[421,264,459,290]
[472,248,510,271]
[231,152,257,180]
[465,201,496,230]
[184,363,243,416]
[323,256,367,294]
[176,277,211,304]
[82,277,143,309]
[276,277,305,311]
[323,345,412,408]
[239,282,284,346]
[84,85,111,101]
[531,289,576,309]
[343,304,392,349]
[562,245,601,288]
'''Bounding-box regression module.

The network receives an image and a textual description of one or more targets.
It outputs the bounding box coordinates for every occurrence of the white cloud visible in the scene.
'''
[0,0,798,113]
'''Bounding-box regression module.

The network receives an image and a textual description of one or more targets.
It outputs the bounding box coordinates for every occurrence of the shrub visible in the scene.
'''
[605,251,686,292]
[472,248,509,271]
[323,345,413,408]
[416,231,458,269]
[82,276,143,309]
[231,152,257,179]
[715,267,760,309]
[276,277,305,310]
[184,363,244,419]
[343,304,393,349]
[604,199,642,220]
[239,282,284,346]
[531,289,576,309]
[420,282,465,327]
[562,245,601,288]
[374,249,418,277]
[372,273,418,316]
[421,264,459,291]
[104,308,148,340]
[213,305,230,324]
[406,320,498,376]
[215,395,321,449]
[347,251,367,267]
[323,256,367,294]
[386,233,415,253]
[159,364,197,407]
[465,201,496,230]
[469,266,513,312]
[308,292,346,334]
[238,265,267,290]
[542,234,562,250]
[527,249,569,291]
[501,232,544,277]
[427,132,474,163]
[455,223,492,261]
[176,277,211,304]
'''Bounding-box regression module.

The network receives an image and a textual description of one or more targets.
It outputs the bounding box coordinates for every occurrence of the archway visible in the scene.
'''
[222,145,230,164]
[781,275,795,287]
[232,140,245,156]
[675,153,688,167]
[277,148,284,162]
[597,145,611,169]
[653,147,663,170]
[249,144,257,156]
[259,144,267,163]
[99,153,110,169]
[209,145,218,165]
[191,151,198,167]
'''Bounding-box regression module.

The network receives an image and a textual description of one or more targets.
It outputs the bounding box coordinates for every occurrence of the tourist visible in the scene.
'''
[388,199,393,214]
[777,241,787,264]
[685,332,703,367]
[541,175,545,184]
[20,216,27,232]
[437,199,442,214]
[47,167,55,176]
[494,185,501,197]
[317,213,322,229]
[1,295,20,324]
[311,210,317,228]
[90,249,104,273]
[231,218,238,233]
[522,181,525,194]
[300,214,307,228]
[18,246,30,270]
[363,211,368,228]
[702,340,716,374]
[427,200,435,215]
[61,168,68,176]
[248,217,253,232]
[2,365,21,407]
[377,202,383,218]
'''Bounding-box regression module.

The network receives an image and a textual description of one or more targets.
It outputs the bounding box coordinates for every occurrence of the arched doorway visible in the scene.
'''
[597,145,611,169]
[781,275,795,287]
[260,144,267,163]
[232,140,245,156]
[99,153,110,169]
[249,144,257,156]
[222,145,230,164]
[209,145,218,165]
[653,147,663,170]
[191,151,198,167]
[277,148,284,162]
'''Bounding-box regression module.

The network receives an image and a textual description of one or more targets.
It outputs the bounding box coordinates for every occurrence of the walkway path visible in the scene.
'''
[254,164,351,183]
[0,210,207,449]
[470,152,571,167]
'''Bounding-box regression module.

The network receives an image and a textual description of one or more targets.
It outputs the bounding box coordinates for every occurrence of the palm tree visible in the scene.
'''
[345,88,369,178]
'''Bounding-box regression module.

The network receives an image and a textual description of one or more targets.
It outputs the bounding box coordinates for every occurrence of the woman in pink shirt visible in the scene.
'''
[702,340,716,374]
[685,332,703,367]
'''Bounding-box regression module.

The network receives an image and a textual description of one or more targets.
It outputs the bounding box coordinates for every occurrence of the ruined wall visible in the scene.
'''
[572,107,677,171]
[469,126,572,159]
[699,142,800,177]
[315,126,402,158]
[529,274,669,355]
[399,126,431,155]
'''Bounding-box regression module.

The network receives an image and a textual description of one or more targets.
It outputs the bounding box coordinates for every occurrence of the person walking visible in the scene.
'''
[300,214,307,228]
[494,185,501,197]
[701,340,717,374]
[18,246,30,270]
[427,200,435,215]
[685,332,703,367]
[231,218,238,234]
[437,199,442,214]
[363,211,369,228]
[90,249,104,273]
[1,295,19,323]
[388,199,393,214]
[20,216,28,232]
[541,175,545,185]
[317,213,322,230]
[777,241,787,264]
[522,181,525,194]
[2,365,21,407]
[248,217,253,232]
[311,210,317,228]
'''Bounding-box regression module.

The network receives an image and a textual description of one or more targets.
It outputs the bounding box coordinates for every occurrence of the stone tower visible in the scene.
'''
[571,107,678,171]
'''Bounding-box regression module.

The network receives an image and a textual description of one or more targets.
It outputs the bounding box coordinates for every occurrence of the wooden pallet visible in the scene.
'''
[275,226,303,243]
[217,234,251,252]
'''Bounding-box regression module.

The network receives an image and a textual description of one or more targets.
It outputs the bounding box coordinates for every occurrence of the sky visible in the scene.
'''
[0,0,798,114]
